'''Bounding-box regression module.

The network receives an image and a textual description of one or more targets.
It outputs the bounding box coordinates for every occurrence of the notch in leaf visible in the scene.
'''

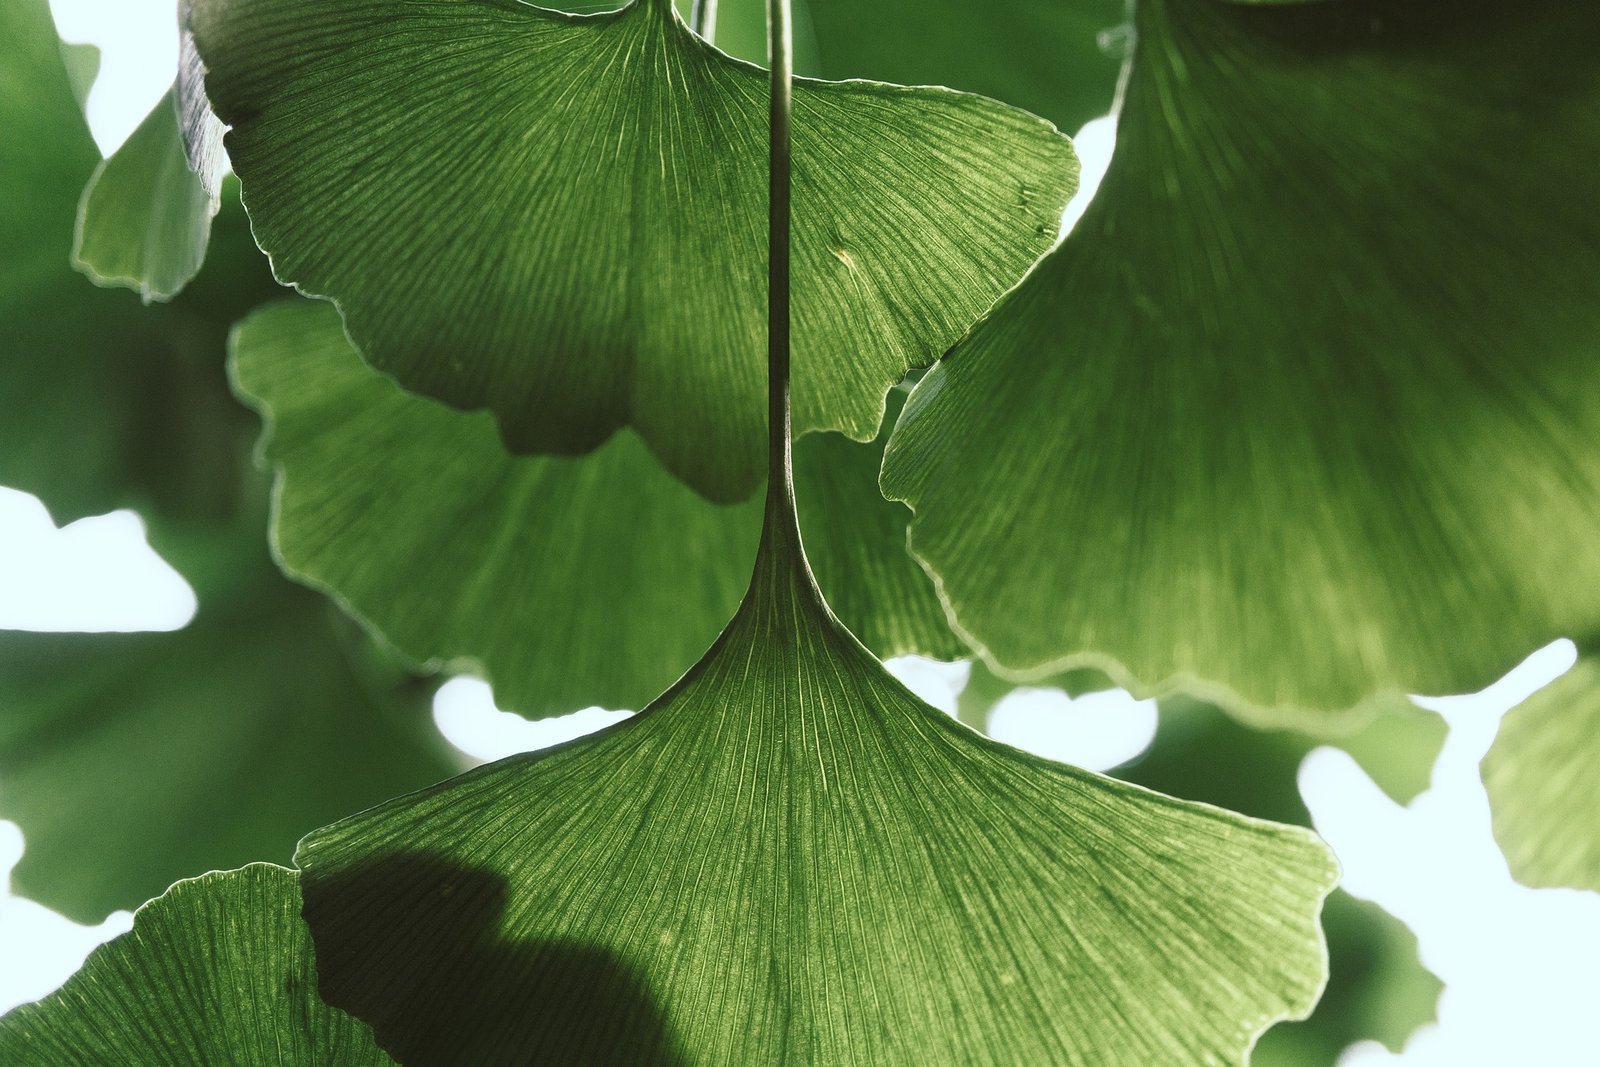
[188,0,1079,502]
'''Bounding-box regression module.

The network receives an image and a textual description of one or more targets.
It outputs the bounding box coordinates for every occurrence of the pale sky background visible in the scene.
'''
[3,3,1597,1062]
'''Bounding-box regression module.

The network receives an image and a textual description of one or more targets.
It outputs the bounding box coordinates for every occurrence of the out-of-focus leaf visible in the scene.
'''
[294,510,1335,1065]
[1252,892,1442,1066]
[1482,652,1600,893]
[1123,695,1445,819]
[73,89,219,303]
[882,0,1600,716]
[0,510,459,923]
[800,0,1126,134]
[230,300,959,719]
[0,865,394,1064]
[0,0,279,525]
[1117,695,1445,1063]
[190,0,1077,502]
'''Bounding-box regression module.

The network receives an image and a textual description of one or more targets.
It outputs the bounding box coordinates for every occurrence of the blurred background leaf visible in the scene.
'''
[0,0,457,922]
[1482,649,1600,894]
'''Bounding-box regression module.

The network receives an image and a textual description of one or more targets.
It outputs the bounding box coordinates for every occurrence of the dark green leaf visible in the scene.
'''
[1482,651,1600,893]
[190,0,1078,501]
[296,516,1334,1065]
[882,0,1600,714]
[0,865,394,1064]
[230,299,959,718]
[799,0,1127,135]
[1253,892,1442,1066]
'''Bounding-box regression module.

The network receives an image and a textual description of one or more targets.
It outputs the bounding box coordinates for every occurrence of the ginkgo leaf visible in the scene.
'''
[189,0,1078,502]
[0,515,459,923]
[1481,651,1600,894]
[0,0,280,526]
[73,88,219,303]
[881,0,1600,714]
[1124,695,1445,818]
[230,299,959,719]
[0,864,395,1064]
[1255,892,1441,1067]
[295,507,1335,1065]
[1116,695,1444,1062]
[798,0,1127,135]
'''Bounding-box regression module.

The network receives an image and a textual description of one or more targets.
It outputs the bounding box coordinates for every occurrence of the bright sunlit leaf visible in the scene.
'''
[882,0,1600,716]
[293,515,1335,1065]
[0,865,395,1063]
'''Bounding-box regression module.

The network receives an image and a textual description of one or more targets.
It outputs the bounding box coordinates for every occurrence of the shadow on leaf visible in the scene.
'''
[302,852,687,1066]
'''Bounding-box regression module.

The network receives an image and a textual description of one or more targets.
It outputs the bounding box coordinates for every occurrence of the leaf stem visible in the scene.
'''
[690,0,717,41]
[766,0,794,535]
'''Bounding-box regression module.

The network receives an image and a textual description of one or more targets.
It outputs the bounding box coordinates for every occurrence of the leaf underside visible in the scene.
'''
[882,0,1600,715]
[0,865,395,1065]
[1481,653,1600,893]
[295,516,1335,1065]
[191,0,1079,501]
[231,299,959,720]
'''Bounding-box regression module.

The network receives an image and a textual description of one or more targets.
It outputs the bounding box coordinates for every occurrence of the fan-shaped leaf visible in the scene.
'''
[189,0,1078,501]
[230,299,959,719]
[0,865,394,1064]
[295,511,1335,1065]
[882,0,1600,715]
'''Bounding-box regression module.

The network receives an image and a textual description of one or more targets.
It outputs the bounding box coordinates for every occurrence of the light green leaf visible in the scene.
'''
[73,89,219,303]
[230,299,959,718]
[0,0,280,526]
[190,0,1078,502]
[295,514,1335,1065]
[0,864,395,1064]
[1122,694,1445,817]
[882,0,1600,714]
[0,518,458,922]
[1114,695,1444,1062]
[1482,652,1600,893]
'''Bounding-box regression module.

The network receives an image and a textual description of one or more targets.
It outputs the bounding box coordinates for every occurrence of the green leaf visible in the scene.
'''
[1253,892,1442,1067]
[0,864,394,1064]
[73,88,219,304]
[798,0,1127,135]
[1123,694,1445,819]
[0,0,280,526]
[190,0,1078,502]
[0,517,459,922]
[230,299,959,718]
[792,391,965,662]
[1115,695,1445,1062]
[295,515,1335,1064]
[881,0,1600,714]
[1482,652,1600,893]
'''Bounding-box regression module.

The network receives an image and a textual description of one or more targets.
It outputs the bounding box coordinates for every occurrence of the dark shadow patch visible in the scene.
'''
[301,853,688,1066]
